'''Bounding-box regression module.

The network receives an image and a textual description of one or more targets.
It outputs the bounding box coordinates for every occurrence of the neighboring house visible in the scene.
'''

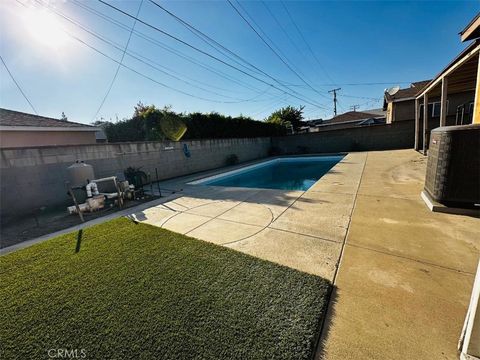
[383,80,431,123]
[0,108,100,148]
[414,14,479,152]
[384,80,475,127]
[303,109,386,132]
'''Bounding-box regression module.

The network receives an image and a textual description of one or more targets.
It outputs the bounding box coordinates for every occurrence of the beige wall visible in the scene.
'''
[386,102,394,123]
[0,131,97,148]
[392,100,416,121]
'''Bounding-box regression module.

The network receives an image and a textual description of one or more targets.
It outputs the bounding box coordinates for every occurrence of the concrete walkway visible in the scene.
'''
[318,150,480,360]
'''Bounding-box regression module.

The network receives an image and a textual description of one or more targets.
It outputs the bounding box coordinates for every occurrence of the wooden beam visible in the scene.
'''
[423,93,429,154]
[440,77,448,127]
[460,15,480,42]
[414,98,420,150]
[474,52,480,124]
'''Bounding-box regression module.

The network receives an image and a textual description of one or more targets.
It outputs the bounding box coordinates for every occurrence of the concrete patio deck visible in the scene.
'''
[132,149,479,359]
[132,152,366,280]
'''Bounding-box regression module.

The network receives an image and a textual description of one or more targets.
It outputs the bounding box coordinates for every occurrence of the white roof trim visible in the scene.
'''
[0,126,101,132]
[384,96,416,104]
[392,96,416,103]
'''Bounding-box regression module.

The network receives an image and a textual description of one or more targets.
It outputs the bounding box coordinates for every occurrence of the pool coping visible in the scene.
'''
[187,154,346,186]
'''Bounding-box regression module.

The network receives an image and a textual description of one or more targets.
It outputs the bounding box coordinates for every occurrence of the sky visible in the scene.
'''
[0,0,478,124]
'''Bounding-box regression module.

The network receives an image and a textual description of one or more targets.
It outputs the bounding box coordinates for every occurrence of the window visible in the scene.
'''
[467,102,474,114]
[419,101,448,118]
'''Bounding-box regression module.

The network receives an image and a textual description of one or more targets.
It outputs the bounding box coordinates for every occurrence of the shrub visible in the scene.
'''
[98,105,287,143]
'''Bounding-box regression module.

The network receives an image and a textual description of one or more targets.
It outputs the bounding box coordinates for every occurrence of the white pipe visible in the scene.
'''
[92,176,117,184]
[85,182,99,197]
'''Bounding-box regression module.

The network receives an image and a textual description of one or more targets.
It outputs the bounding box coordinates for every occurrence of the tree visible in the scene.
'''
[60,112,68,121]
[265,105,305,130]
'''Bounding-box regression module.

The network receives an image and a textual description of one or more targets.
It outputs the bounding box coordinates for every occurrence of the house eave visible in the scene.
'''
[460,13,480,42]
[416,41,480,99]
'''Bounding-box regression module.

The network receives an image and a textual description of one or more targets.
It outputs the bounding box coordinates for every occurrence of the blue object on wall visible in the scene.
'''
[183,143,191,158]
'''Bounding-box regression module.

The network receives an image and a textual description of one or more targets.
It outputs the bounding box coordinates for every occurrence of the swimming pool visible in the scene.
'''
[190,156,344,191]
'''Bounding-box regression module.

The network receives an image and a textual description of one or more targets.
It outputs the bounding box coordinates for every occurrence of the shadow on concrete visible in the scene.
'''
[163,182,335,210]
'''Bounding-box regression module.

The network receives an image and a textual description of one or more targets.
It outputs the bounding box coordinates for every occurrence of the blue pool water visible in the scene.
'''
[197,156,344,191]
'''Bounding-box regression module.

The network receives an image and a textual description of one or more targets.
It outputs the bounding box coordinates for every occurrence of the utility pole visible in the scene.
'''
[350,104,359,112]
[328,88,341,117]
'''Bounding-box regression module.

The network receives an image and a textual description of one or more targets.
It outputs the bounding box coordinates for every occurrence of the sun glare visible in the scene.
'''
[22,7,70,51]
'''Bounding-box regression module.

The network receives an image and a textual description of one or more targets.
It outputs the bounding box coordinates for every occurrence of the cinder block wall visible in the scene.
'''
[272,121,415,154]
[0,137,271,218]
[0,122,415,219]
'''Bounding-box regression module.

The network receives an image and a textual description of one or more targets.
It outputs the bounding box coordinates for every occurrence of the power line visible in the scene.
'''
[251,97,289,118]
[147,0,265,78]
[281,1,335,85]
[96,0,328,110]
[19,1,263,104]
[339,94,381,100]
[261,1,313,72]
[92,0,144,121]
[73,1,263,94]
[227,0,329,102]
[146,0,329,108]
[28,0,289,105]
[0,55,38,114]
[35,0,296,103]
[36,0,275,103]
[65,33,262,103]
[233,0,309,80]
[72,0,266,95]
[286,81,412,87]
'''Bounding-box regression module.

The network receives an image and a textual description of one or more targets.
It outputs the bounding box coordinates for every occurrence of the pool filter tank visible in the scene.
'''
[67,161,95,187]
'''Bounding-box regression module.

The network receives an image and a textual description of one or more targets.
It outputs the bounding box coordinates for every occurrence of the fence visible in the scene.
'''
[0,121,415,219]
[0,137,271,218]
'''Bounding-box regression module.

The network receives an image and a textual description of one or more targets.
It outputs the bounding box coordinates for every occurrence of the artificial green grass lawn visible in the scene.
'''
[0,218,330,359]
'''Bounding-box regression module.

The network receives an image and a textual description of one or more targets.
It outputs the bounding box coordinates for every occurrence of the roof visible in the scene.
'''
[0,108,98,131]
[460,13,480,42]
[359,108,386,117]
[323,110,385,124]
[385,80,431,102]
